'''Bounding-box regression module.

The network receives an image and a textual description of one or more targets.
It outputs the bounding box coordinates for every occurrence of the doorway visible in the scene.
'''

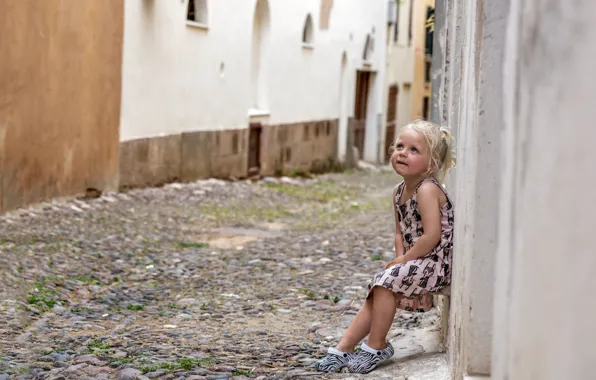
[248,123,262,176]
[385,85,399,162]
[353,70,371,159]
[338,52,349,160]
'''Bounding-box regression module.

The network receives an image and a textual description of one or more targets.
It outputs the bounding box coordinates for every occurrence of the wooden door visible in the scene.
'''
[353,70,371,159]
[385,85,399,162]
[248,123,262,176]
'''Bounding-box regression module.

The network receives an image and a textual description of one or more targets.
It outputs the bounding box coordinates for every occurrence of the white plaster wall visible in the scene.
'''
[384,0,415,135]
[120,0,253,140]
[121,0,388,155]
[385,0,415,89]
[445,0,507,377]
[491,0,596,379]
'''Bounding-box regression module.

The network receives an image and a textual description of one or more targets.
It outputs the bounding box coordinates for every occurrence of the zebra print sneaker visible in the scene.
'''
[314,348,357,372]
[347,342,394,374]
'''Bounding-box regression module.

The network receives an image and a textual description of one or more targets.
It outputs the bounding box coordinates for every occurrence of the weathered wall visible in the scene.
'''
[491,0,596,378]
[436,0,508,377]
[460,0,509,375]
[118,119,338,188]
[119,128,248,188]
[0,0,123,212]
[260,119,338,176]
[430,0,447,126]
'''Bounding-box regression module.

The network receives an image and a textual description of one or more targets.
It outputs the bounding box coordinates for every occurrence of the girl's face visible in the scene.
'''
[391,128,431,178]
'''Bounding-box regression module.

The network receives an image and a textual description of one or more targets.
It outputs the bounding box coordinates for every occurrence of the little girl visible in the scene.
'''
[315,120,455,374]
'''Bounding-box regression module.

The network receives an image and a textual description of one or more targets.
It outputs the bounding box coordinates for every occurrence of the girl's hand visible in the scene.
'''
[385,256,406,269]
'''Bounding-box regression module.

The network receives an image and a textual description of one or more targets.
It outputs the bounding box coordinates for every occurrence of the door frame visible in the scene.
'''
[247,122,262,176]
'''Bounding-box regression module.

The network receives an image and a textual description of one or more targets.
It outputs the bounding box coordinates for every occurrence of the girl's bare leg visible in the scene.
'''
[335,297,373,352]
[366,286,397,349]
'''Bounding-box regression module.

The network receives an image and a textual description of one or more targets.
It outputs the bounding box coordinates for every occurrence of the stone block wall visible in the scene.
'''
[119,119,338,188]
[119,129,248,189]
[260,119,339,176]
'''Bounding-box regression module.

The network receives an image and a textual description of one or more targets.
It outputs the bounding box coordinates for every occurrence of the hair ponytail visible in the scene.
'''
[437,127,456,183]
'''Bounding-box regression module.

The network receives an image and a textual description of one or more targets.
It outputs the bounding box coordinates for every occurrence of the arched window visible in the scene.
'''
[302,14,314,45]
[251,0,271,109]
[363,34,373,61]
[186,0,208,25]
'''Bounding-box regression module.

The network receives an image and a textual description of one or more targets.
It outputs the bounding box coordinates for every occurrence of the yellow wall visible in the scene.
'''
[411,0,434,120]
[0,0,124,212]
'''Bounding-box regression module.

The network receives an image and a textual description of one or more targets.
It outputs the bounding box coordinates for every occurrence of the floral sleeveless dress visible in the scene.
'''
[367,177,454,312]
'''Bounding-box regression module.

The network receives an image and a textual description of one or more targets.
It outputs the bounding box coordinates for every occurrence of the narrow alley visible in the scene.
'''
[0,168,448,380]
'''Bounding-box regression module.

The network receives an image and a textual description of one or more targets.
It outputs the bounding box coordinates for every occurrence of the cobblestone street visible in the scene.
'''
[0,168,448,380]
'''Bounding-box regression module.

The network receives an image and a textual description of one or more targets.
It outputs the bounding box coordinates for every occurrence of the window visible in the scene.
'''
[425,6,434,55]
[319,0,333,30]
[393,2,400,42]
[408,0,413,45]
[186,0,208,26]
[425,59,431,84]
[302,14,314,46]
[231,132,239,155]
[363,34,373,61]
[423,96,430,119]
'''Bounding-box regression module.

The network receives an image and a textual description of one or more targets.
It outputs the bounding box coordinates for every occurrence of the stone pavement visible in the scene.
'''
[0,168,448,379]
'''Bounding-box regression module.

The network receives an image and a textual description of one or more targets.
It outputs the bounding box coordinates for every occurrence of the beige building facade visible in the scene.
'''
[383,0,434,162]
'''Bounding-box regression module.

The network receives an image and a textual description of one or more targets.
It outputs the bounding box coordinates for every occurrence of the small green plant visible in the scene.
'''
[324,294,341,304]
[7,366,29,375]
[286,168,311,178]
[139,358,216,374]
[200,203,291,225]
[177,241,209,249]
[108,357,134,365]
[126,304,145,311]
[27,284,59,310]
[87,339,111,352]
[233,369,253,376]
[298,288,317,300]
[263,180,353,203]
[72,275,101,285]
[371,254,382,261]
[71,307,94,313]
[178,358,196,370]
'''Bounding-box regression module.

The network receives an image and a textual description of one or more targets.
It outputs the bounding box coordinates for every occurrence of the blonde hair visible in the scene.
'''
[390,119,456,182]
